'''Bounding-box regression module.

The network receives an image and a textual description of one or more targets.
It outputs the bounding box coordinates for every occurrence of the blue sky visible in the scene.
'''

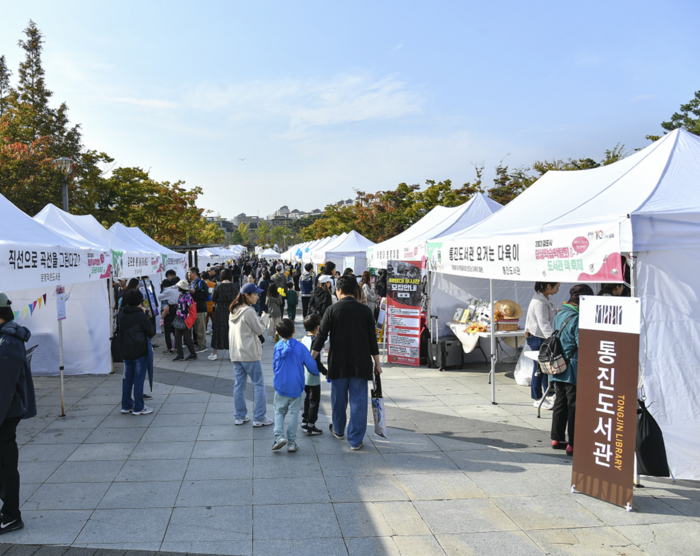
[2,1,698,219]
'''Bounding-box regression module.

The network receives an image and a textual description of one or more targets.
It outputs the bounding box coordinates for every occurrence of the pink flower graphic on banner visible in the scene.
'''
[572,237,589,254]
[100,253,105,263]
[577,253,623,282]
[100,264,113,279]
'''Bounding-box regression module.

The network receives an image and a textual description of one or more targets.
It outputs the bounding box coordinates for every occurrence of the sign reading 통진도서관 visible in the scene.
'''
[572,295,640,509]
[386,260,422,367]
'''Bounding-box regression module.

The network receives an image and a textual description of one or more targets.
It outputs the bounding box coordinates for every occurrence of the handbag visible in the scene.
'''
[172,315,187,330]
[185,303,197,329]
[538,314,578,375]
[371,372,388,438]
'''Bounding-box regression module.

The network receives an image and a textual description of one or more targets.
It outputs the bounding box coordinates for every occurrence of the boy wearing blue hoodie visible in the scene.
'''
[272,318,320,452]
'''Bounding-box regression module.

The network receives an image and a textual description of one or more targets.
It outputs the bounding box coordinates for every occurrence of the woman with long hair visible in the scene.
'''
[229,283,272,427]
[361,271,378,316]
[208,268,239,361]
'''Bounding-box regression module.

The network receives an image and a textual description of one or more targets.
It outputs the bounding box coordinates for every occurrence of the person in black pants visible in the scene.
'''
[0,292,36,535]
[300,314,327,435]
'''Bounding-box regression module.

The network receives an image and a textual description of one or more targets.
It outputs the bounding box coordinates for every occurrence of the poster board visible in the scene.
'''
[386,260,422,367]
[572,295,640,509]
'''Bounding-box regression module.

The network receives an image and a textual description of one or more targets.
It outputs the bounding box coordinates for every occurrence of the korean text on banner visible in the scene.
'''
[429,225,624,283]
[572,295,640,509]
[386,260,422,367]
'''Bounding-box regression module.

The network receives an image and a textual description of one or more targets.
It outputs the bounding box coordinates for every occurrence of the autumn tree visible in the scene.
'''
[255,221,271,246]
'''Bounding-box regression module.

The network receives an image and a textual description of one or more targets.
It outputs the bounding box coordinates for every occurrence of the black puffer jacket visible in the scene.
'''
[118,307,155,360]
[0,320,36,423]
[308,286,333,318]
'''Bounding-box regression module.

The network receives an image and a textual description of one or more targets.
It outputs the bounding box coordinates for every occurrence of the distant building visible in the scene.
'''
[232,213,263,230]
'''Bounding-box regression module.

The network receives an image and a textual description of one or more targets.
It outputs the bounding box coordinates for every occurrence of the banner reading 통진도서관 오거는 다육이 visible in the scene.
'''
[427,225,624,283]
[386,260,424,367]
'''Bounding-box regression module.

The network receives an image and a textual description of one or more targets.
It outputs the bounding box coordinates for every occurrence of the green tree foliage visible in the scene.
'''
[255,221,271,246]
[300,174,485,242]
[237,222,251,246]
[288,213,322,235]
[0,55,12,117]
[661,90,700,136]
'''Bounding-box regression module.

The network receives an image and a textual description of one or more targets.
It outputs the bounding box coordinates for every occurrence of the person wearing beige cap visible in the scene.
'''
[0,292,36,535]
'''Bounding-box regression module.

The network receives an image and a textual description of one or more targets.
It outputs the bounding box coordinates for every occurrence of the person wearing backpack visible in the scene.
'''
[188,267,209,353]
[299,263,315,318]
[0,292,36,535]
[549,284,593,456]
[524,282,560,409]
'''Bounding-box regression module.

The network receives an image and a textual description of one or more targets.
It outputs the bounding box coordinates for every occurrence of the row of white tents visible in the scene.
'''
[280,230,376,273]
[197,245,247,268]
[354,129,698,481]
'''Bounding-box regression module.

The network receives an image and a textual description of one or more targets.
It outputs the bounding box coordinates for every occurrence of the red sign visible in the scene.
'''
[386,260,422,367]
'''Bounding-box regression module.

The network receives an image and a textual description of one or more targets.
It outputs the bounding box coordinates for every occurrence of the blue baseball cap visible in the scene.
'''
[241,283,263,295]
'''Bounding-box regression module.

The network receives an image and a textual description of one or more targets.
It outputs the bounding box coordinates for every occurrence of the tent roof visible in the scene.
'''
[440,129,700,252]
[376,193,502,251]
[325,230,375,254]
[108,223,163,256]
[124,226,182,257]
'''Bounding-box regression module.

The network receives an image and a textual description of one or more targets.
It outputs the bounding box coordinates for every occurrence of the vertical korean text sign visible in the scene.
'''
[572,295,640,508]
[386,260,422,367]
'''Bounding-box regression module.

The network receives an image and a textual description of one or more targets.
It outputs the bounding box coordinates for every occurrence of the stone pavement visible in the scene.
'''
[3,329,699,556]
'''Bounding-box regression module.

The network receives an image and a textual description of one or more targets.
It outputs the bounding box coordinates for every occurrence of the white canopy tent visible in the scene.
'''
[368,193,502,270]
[118,226,187,276]
[311,233,348,265]
[108,223,166,277]
[317,231,376,274]
[303,235,337,263]
[196,248,221,269]
[260,248,281,259]
[0,196,112,376]
[428,129,700,480]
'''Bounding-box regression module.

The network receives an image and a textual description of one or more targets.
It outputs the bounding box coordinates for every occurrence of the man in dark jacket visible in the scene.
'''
[299,263,315,318]
[308,275,333,318]
[0,292,36,534]
[188,267,209,353]
[119,289,156,416]
[311,276,381,450]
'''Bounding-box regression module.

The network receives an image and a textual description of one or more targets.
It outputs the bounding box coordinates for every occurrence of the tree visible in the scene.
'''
[270,225,289,250]
[238,222,251,246]
[0,55,13,117]
[288,213,322,235]
[255,221,271,246]
[661,90,700,137]
[198,221,225,244]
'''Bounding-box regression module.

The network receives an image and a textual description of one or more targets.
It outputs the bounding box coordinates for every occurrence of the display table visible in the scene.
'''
[448,324,526,364]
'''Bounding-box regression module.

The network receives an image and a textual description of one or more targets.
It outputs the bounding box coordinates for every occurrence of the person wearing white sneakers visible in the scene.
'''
[208,269,239,361]
[229,282,272,427]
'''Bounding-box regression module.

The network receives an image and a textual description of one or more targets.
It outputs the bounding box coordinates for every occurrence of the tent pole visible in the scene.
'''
[490,279,497,405]
[58,319,66,417]
[108,278,115,374]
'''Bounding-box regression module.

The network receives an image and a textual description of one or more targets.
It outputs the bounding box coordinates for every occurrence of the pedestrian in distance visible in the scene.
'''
[118,288,156,415]
[525,282,560,410]
[208,268,239,361]
[299,263,315,318]
[266,283,284,340]
[308,275,333,318]
[550,284,593,456]
[0,292,36,535]
[173,279,197,361]
[361,271,378,317]
[271,318,321,452]
[311,275,382,450]
[188,267,209,353]
[286,281,298,321]
[229,283,273,427]
[257,271,271,316]
[300,313,327,435]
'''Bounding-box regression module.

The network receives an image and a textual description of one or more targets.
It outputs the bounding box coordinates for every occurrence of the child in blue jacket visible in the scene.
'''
[272,318,320,452]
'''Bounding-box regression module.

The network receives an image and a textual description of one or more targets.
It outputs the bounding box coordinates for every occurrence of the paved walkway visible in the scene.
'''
[5,329,699,556]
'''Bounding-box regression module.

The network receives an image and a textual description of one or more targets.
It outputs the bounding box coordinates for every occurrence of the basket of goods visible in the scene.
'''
[494,300,523,332]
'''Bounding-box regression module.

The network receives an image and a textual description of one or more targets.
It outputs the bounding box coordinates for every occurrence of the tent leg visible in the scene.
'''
[58,319,66,417]
[490,279,497,405]
[108,278,115,374]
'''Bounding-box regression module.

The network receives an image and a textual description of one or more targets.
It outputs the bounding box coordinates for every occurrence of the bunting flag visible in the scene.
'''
[18,293,48,320]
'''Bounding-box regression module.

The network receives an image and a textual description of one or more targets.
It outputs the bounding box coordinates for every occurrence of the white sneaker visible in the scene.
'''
[133,406,153,416]
[235,416,250,425]
[542,396,556,410]
[533,398,543,408]
[253,417,273,427]
[207,354,218,361]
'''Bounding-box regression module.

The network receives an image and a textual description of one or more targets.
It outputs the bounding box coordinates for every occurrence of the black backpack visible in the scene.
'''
[538,313,578,375]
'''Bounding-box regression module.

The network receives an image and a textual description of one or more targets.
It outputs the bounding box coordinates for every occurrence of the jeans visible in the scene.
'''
[233,361,267,421]
[527,335,548,400]
[273,393,301,442]
[551,381,576,446]
[122,355,148,412]
[331,377,369,448]
[302,384,321,424]
[0,417,21,521]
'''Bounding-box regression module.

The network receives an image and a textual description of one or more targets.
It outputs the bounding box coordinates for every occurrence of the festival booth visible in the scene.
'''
[196,248,221,269]
[303,235,338,264]
[368,194,503,270]
[315,231,375,274]
[259,248,281,259]
[428,129,700,480]
[311,233,348,266]
[116,226,187,276]
[0,196,112,376]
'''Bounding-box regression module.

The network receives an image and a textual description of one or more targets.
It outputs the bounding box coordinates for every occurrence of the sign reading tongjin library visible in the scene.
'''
[386,260,422,367]
[572,295,640,509]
